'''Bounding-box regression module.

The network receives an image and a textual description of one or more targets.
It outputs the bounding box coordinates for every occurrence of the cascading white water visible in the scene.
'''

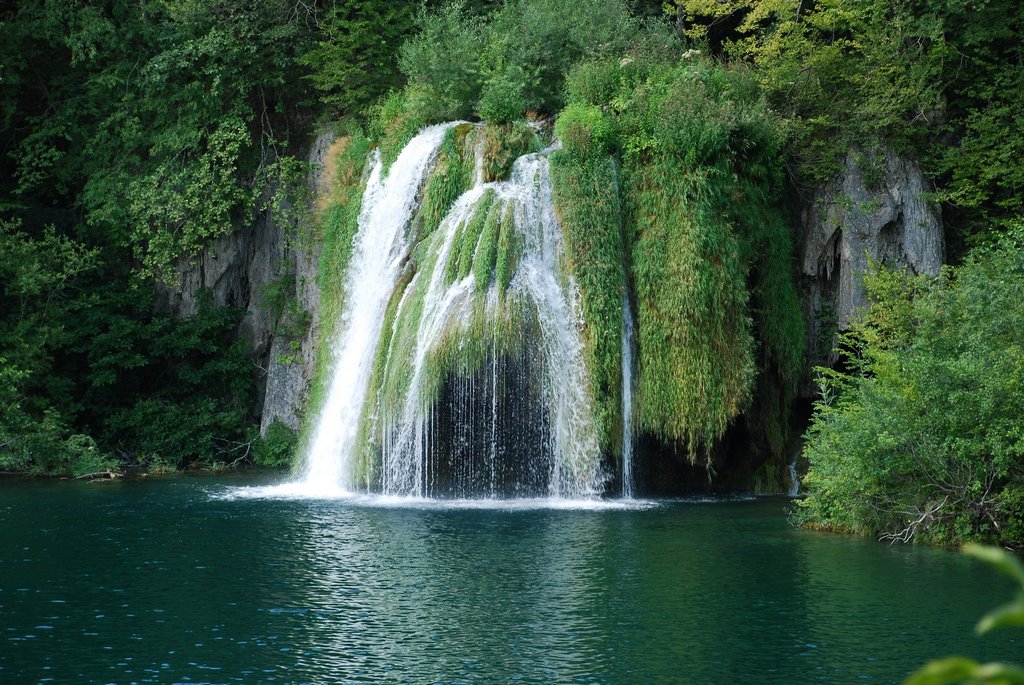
[286,122,607,500]
[378,145,605,498]
[621,289,636,498]
[513,152,604,497]
[299,124,456,494]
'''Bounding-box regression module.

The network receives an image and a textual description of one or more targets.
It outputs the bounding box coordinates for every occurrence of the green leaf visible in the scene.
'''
[964,545,1024,590]
[906,657,983,685]
[976,603,1024,636]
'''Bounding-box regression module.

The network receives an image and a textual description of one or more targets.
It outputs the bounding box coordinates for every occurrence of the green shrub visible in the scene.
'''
[564,57,622,108]
[398,0,639,123]
[799,232,1024,545]
[369,91,425,173]
[399,2,485,123]
[555,104,615,158]
[253,421,297,468]
[478,73,528,124]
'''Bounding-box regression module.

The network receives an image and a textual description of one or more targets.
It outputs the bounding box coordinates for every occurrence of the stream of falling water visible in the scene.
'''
[379,148,604,498]
[621,289,636,498]
[298,124,456,495]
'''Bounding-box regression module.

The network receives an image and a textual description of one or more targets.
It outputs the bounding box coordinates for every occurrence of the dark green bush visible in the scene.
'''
[399,2,485,123]
[253,421,298,468]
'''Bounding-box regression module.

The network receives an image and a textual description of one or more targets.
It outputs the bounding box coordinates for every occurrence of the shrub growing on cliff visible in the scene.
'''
[555,104,616,159]
[799,229,1024,546]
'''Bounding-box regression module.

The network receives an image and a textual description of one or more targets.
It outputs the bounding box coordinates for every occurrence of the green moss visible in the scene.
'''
[495,203,523,297]
[417,288,536,414]
[628,163,757,460]
[550,151,625,455]
[412,124,475,242]
[443,219,469,285]
[455,190,496,282]
[481,122,541,182]
[378,271,430,420]
[473,200,504,290]
[555,103,616,159]
[553,55,805,469]
[419,298,489,409]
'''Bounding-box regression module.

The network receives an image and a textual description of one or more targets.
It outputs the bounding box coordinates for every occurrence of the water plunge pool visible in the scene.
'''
[0,472,1014,683]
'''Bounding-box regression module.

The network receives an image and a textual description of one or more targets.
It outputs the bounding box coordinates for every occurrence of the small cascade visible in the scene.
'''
[300,124,457,493]
[621,289,636,498]
[788,453,801,498]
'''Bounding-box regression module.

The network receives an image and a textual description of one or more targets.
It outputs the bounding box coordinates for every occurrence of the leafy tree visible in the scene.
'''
[799,228,1024,545]
[0,220,104,474]
[398,0,640,124]
[673,0,1024,243]
[1,0,316,278]
[299,1,418,115]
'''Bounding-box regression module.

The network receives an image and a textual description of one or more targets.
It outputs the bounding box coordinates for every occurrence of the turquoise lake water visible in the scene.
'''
[0,473,1016,683]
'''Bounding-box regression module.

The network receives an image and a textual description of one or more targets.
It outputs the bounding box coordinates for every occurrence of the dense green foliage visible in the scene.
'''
[398,0,640,124]
[0,1,321,473]
[299,2,418,114]
[554,53,804,465]
[674,0,1024,244]
[0,220,261,475]
[799,232,1024,545]
[1,1,317,277]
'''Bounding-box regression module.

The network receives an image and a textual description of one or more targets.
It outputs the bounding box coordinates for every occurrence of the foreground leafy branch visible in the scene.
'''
[906,545,1024,685]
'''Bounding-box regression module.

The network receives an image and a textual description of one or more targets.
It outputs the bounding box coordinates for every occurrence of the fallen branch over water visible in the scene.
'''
[74,470,122,481]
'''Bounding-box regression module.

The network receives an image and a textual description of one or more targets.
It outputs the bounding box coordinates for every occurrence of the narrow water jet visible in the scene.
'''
[621,288,636,498]
[788,454,800,498]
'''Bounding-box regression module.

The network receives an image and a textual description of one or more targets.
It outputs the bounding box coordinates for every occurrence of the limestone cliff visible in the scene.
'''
[156,132,336,433]
[799,147,945,389]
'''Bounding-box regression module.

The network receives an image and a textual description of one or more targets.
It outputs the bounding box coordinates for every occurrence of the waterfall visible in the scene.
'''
[788,454,801,498]
[621,289,636,498]
[299,124,456,494]
[300,124,606,499]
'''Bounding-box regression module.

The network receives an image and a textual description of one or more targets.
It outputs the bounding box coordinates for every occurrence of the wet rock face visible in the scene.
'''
[799,147,944,387]
[153,201,286,363]
[258,131,333,434]
[156,131,336,433]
